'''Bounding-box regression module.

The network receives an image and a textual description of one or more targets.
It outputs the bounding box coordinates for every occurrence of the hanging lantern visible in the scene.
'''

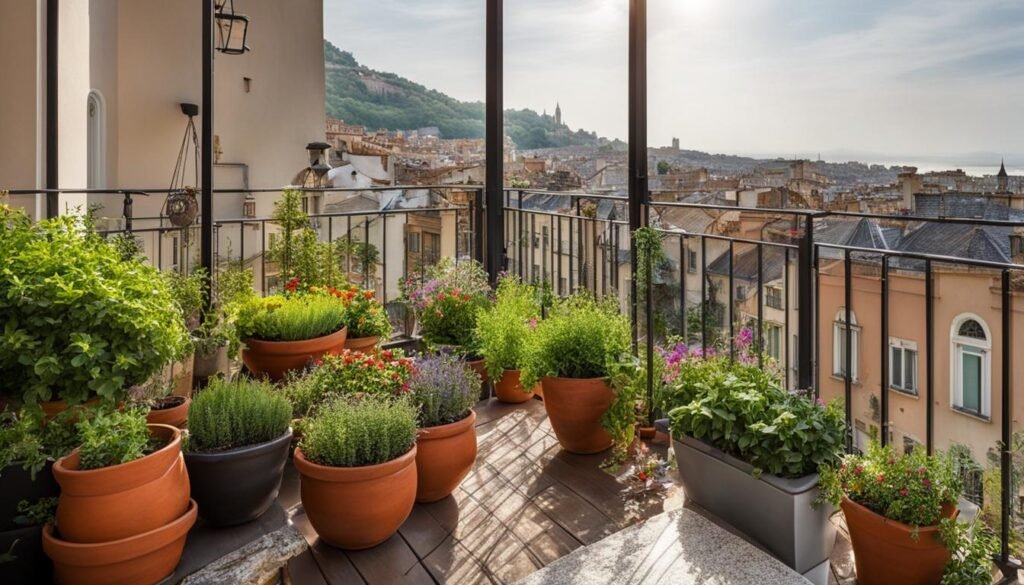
[215,0,250,55]
[243,193,256,218]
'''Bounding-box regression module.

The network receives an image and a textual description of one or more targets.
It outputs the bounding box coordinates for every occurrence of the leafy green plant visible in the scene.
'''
[267,189,346,289]
[75,408,156,470]
[407,354,479,428]
[234,292,347,342]
[475,276,541,380]
[520,293,631,388]
[186,377,292,452]
[0,205,190,405]
[818,442,961,528]
[335,285,392,339]
[165,268,208,331]
[284,349,415,417]
[667,358,843,478]
[940,518,997,585]
[400,258,492,350]
[0,408,81,478]
[14,497,58,527]
[299,395,417,467]
[633,226,665,290]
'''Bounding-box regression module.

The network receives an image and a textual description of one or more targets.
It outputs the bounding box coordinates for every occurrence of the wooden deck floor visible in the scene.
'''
[280,398,673,585]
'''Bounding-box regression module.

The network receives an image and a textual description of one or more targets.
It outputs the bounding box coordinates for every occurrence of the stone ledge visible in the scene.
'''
[179,525,307,585]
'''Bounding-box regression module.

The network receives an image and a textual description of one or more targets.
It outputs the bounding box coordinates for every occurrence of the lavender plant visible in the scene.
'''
[407,355,480,428]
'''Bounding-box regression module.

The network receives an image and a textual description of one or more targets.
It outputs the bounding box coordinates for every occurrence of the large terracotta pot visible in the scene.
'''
[344,335,380,353]
[145,396,190,429]
[540,377,613,454]
[294,445,417,550]
[242,327,347,382]
[53,424,190,544]
[415,410,477,502]
[494,370,535,404]
[184,428,293,526]
[841,497,955,585]
[43,499,197,585]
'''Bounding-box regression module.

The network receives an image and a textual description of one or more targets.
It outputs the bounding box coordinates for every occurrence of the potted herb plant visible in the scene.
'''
[163,268,208,397]
[337,285,392,352]
[283,349,415,419]
[818,442,961,585]
[407,355,479,502]
[129,379,190,429]
[293,395,418,550]
[193,260,255,380]
[183,377,292,526]
[475,276,541,403]
[43,408,195,585]
[235,284,348,381]
[660,355,844,585]
[520,294,632,454]
[0,205,189,411]
[400,258,492,382]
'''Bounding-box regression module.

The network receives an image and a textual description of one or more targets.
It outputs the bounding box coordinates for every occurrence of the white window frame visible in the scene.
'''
[950,313,992,419]
[87,91,107,189]
[889,337,918,395]
[832,308,860,382]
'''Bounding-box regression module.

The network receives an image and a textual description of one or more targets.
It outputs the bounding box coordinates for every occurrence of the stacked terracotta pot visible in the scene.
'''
[42,424,197,585]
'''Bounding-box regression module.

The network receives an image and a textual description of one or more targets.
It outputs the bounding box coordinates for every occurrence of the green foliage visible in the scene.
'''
[267,189,346,289]
[0,206,190,405]
[633,227,665,291]
[520,294,632,388]
[0,408,81,478]
[656,161,671,175]
[818,442,961,527]
[216,260,257,309]
[407,355,479,428]
[940,518,997,585]
[234,293,347,342]
[282,349,414,417]
[336,240,380,279]
[299,395,417,468]
[165,268,207,330]
[475,276,541,379]
[668,360,845,478]
[186,377,292,452]
[14,496,58,527]
[401,258,492,350]
[75,408,155,470]
[336,285,392,339]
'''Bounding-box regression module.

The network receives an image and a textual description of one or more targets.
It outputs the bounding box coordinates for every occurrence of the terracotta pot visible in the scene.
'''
[494,370,535,404]
[294,445,417,550]
[40,399,99,419]
[637,426,656,440]
[145,396,190,429]
[841,497,955,585]
[344,335,380,353]
[53,424,190,544]
[242,327,348,382]
[184,428,293,526]
[43,499,197,585]
[415,410,477,502]
[540,377,613,454]
[192,345,229,379]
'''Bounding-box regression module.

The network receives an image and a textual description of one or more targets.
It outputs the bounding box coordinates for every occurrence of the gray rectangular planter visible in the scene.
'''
[656,420,836,585]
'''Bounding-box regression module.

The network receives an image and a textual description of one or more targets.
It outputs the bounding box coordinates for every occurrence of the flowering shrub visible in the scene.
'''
[407,354,480,428]
[475,276,541,379]
[819,442,961,528]
[334,285,392,339]
[400,258,491,349]
[284,348,415,417]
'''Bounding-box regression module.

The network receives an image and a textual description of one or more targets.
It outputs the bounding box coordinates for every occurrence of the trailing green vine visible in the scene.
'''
[633,226,665,291]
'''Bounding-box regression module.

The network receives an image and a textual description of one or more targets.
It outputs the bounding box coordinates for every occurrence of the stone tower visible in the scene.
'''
[998,159,1009,193]
[555,102,562,126]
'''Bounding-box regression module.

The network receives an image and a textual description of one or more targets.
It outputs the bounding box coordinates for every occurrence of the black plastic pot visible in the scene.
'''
[0,524,52,583]
[0,461,59,532]
[184,428,293,526]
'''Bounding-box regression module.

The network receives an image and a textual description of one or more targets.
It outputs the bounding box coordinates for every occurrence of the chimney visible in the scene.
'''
[898,168,920,212]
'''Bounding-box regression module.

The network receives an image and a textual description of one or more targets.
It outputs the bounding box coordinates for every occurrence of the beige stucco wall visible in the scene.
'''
[818,265,1024,464]
[0,0,43,212]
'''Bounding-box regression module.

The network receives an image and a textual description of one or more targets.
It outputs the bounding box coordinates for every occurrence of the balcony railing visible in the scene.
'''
[8,184,1024,578]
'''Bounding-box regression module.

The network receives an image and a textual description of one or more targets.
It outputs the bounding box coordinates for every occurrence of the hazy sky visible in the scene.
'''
[324,0,1024,162]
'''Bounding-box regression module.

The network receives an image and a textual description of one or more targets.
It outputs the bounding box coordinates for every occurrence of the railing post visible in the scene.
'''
[484,0,504,285]
[200,0,215,308]
[797,214,815,391]
[46,0,59,219]
[474,188,486,265]
[122,192,134,234]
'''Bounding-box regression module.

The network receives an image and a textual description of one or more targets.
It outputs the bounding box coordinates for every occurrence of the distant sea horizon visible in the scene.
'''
[858,160,1022,177]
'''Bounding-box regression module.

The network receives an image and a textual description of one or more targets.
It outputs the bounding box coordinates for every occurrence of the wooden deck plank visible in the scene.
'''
[421,535,496,585]
[285,549,330,585]
[344,533,423,585]
[531,483,617,546]
[308,541,366,585]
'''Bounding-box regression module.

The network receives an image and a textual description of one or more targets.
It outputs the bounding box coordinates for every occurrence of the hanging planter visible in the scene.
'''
[164,188,199,228]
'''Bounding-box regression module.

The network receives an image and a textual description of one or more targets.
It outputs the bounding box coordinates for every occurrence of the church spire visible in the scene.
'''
[555,102,562,126]
[997,158,1009,192]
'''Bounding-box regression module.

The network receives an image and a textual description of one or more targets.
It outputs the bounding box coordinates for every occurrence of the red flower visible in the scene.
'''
[876,474,885,484]
[899,489,909,497]
[638,472,647,481]
[364,290,375,300]
[922,478,932,488]
[285,277,300,292]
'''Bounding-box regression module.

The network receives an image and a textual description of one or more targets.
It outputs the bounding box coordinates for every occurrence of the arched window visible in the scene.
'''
[87,91,106,189]
[833,308,859,382]
[951,314,991,419]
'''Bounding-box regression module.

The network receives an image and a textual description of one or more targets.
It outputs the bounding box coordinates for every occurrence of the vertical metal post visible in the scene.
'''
[797,215,815,390]
[701,236,708,351]
[757,243,764,369]
[728,240,735,361]
[880,255,889,447]
[925,259,934,454]
[628,0,648,348]
[46,0,59,217]
[844,250,853,452]
[201,0,215,307]
[1000,269,1013,567]
[680,236,687,338]
[485,0,504,284]
[784,248,791,390]
[474,188,486,264]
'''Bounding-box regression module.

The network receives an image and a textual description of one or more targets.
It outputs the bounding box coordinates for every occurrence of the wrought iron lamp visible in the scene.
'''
[215,0,250,55]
